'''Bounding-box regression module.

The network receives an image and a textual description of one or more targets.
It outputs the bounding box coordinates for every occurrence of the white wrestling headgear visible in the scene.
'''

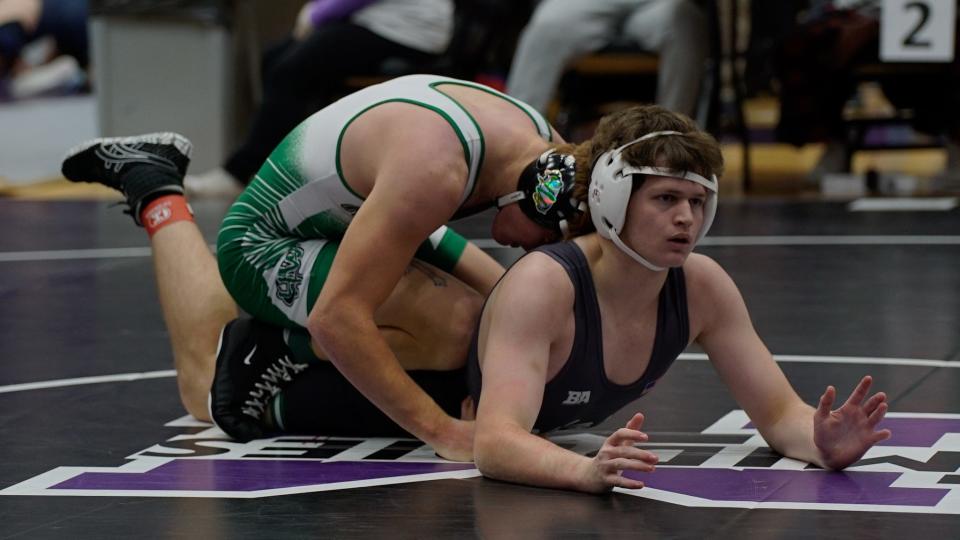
[588,130,718,272]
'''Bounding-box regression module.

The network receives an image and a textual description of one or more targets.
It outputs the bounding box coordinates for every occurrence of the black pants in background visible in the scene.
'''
[224,22,437,183]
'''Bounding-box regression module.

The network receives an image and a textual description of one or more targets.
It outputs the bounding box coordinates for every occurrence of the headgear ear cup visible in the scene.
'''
[698,190,717,244]
[589,149,632,240]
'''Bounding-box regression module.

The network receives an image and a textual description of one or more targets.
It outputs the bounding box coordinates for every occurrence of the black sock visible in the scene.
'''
[283,327,324,365]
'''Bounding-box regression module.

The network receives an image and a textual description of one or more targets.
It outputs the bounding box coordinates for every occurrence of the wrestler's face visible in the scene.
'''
[492,203,559,251]
[619,176,706,268]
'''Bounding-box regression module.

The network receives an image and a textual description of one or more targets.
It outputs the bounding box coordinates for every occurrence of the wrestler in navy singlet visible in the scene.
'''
[467,241,690,432]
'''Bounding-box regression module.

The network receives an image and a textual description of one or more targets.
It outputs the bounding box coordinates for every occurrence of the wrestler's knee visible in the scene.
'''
[174,353,215,421]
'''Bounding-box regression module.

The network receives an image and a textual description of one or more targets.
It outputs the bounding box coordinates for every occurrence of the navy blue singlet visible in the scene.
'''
[467,241,689,432]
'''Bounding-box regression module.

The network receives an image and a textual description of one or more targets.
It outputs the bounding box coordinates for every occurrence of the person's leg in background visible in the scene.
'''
[2,0,88,98]
[505,0,636,115]
[187,21,434,196]
[622,0,708,118]
[743,0,807,97]
[0,20,27,77]
[775,9,879,183]
[32,0,88,69]
[0,0,41,77]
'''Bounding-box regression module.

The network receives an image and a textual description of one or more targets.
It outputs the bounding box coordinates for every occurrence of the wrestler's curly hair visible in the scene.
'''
[555,105,724,239]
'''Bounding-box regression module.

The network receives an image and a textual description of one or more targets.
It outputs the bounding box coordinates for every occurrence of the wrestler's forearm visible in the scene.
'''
[474,421,593,492]
[759,401,826,468]
[309,311,453,441]
[452,243,505,296]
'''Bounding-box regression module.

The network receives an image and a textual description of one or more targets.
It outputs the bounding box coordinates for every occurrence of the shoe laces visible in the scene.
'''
[241,354,309,420]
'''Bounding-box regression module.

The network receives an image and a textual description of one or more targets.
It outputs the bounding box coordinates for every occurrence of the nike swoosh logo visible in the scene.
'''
[243,345,257,366]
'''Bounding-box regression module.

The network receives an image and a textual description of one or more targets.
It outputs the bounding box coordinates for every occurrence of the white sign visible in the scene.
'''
[881,0,956,62]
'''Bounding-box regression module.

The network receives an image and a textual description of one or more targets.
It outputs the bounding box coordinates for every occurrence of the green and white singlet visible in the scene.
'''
[216,74,552,328]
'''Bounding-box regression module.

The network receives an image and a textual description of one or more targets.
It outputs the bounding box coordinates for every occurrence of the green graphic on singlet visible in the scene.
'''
[275,245,305,307]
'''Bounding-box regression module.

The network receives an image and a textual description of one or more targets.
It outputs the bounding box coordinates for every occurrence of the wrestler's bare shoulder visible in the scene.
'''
[683,252,725,279]
[683,252,747,337]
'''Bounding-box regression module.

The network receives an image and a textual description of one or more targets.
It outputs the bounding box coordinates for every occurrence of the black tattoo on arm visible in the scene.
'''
[408,260,447,287]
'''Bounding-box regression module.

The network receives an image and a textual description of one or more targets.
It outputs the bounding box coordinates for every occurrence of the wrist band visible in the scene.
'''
[141,195,194,238]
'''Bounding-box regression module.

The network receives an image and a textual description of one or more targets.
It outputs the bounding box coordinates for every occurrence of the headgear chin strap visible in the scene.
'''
[588,131,719,271]
[497,149,585,235]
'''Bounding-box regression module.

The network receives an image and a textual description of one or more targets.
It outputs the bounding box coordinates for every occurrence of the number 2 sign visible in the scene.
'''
[881,0,956,61]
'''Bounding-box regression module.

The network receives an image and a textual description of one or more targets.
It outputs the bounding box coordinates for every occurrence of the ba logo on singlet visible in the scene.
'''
[275,246,305,307]
[562,390,591,405]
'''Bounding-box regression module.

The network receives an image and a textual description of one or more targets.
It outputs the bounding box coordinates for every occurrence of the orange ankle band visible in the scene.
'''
[141,195,194,238]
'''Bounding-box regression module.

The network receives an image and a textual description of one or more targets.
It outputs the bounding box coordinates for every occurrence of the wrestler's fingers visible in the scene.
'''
[606,427,648,447]
[817,386,836,419]
[611,446,659,464]
[867,402,888,428]
[605,457,656,474]
[870,428,893,444]
[624,412,645,431]
[844,376,873,407]
[610,474,645,490]
[862,392,887,414]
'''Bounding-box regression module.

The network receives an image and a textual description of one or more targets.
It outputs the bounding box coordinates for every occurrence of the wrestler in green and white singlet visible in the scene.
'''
[216,74,552,328]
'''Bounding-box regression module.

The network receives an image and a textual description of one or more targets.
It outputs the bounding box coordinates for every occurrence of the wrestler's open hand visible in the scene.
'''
[583,413,658,493]
[814,375,892,469]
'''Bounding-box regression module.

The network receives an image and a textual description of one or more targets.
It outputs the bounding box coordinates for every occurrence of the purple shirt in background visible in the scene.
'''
[309,0,380,28]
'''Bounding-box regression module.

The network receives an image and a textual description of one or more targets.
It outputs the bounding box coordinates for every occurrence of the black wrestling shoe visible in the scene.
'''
[209,317,311,441]
[61,132,192,225]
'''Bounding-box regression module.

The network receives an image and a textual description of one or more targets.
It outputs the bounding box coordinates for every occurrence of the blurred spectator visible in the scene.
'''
[743,0,807,97]
[186,0,454,197]
[504,0,709,119]
[776,0,960,183]
[0,0,88,99]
